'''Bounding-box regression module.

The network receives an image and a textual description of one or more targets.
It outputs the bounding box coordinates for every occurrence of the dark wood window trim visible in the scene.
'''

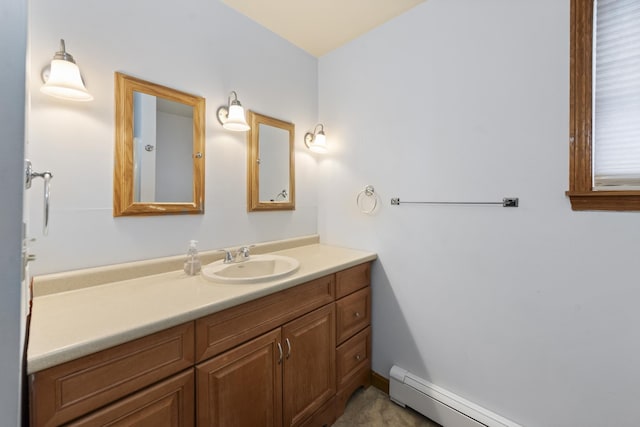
[567,0,640,211]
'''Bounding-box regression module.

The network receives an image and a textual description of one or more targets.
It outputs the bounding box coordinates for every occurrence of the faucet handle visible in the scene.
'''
[235,245,256,261]
[218,249,233,264]
[236,245,252,259]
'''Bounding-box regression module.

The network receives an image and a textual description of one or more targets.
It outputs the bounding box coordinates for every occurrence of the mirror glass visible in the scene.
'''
[114,73,205,216]
[247,111,295,211]
[258,124,290,202]
[133,94,194,203]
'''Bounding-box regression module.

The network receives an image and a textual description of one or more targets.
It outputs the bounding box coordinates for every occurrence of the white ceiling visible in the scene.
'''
[221,0,426,57]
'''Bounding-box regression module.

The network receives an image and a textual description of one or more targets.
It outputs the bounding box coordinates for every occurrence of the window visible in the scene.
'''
[568,0,640,210]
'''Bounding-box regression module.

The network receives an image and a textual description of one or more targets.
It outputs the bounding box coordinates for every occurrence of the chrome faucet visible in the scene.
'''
[219,245,254,264]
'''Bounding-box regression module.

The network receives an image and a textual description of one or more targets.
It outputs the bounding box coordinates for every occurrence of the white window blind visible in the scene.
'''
[593,0,640,189]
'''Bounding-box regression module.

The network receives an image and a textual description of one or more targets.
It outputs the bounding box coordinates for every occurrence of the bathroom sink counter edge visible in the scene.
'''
[27,242,377,374]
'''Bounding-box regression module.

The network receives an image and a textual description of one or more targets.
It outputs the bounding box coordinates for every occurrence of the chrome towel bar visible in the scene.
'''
[390,197,519,207]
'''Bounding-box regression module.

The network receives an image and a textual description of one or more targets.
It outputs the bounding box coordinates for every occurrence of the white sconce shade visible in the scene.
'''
[304,123,328,153]
[217,91,250,131]
[41,39,93,102]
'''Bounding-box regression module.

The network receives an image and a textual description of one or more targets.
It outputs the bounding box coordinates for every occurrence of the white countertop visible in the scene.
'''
[27,243,376,374]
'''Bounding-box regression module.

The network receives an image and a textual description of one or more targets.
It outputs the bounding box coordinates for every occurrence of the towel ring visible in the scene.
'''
[357,185,378,214]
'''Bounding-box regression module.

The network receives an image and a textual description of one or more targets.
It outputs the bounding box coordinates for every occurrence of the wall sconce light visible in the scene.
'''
[304,124,328,153]
[40,39,93,102]
[217,91,250,131]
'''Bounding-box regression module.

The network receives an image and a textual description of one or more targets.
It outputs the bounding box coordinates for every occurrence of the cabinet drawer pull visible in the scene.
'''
[285,338,291,359]
[277,342,283,364]
[355,354,362,361]
[354,312,361,318]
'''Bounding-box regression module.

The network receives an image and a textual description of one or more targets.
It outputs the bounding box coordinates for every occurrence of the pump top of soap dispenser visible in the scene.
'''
[188,240,198,253]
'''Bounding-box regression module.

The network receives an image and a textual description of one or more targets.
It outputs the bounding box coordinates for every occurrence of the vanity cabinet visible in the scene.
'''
[29,262,372,427]
[196,304,335,427]
[193,262,371,426]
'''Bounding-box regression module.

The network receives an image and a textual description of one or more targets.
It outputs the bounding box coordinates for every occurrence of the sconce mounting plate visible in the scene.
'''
[216,106,229,126]
[303,133,313,148]
[41,66,51,83]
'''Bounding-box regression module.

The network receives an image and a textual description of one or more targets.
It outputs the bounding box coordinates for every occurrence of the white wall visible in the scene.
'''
[0,0,26,424]
[28,0,319,275]
[319,1,640,426]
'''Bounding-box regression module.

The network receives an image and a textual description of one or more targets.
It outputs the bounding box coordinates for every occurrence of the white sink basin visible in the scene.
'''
[201,254,300,284]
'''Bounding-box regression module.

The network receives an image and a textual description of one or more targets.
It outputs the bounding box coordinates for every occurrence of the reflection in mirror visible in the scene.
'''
[133,95,193,203]
[247,111,295,211]
[258,124,290,202]
[114,73,205,216]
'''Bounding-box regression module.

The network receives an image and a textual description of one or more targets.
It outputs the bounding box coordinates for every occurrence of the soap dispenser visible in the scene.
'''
[184,240,201,276]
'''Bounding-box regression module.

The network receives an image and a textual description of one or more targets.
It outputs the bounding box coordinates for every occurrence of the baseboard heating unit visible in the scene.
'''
[389,366,522,427]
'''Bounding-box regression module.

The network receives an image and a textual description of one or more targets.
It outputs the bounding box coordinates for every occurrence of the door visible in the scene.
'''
[282,304,336,427]
[0,0,28,425]
[196,328,283,427]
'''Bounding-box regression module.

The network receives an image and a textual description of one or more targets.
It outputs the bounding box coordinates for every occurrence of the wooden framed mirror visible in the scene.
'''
[247,111,295,211]
[114,72,205,216]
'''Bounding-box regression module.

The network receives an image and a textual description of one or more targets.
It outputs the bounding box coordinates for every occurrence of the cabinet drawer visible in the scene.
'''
[196,274,335,362]
[30,322,194,427]
[336,287,370,345]
[336,327,371,390]
[67,369,194,427]
[335,263,370,299]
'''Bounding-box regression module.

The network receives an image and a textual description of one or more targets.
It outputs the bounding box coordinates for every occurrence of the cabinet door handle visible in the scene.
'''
[355,354,362,361]
[285,338,291,359]
[354,311,361,318]
[277,342,283,364]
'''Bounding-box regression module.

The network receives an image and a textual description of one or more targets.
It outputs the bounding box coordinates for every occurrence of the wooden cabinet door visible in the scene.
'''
[282,304,336,427]
[196,328,283,427]
[67,370,194,427]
